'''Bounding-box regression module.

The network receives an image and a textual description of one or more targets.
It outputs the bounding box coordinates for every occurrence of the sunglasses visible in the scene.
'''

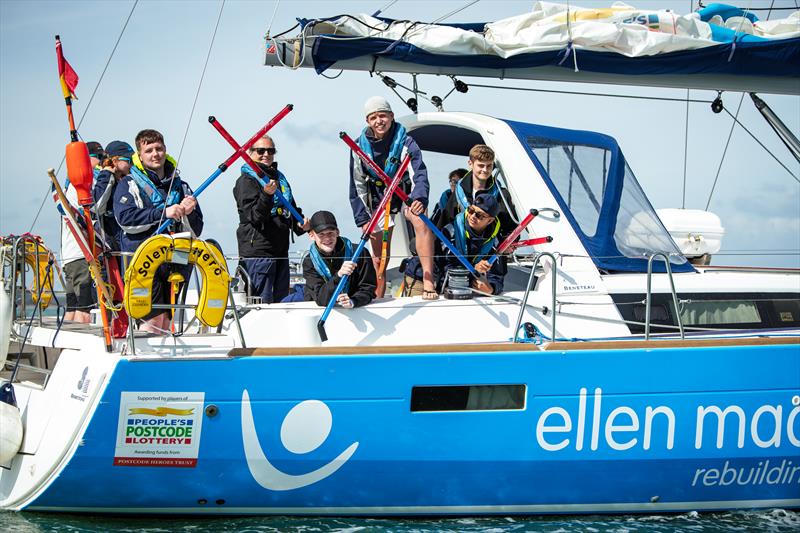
[467,206,491,221]
[251,147,276,156]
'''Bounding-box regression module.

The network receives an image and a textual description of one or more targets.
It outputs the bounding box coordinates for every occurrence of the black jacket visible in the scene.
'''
[233,164,304,258]
[302,238,376,308]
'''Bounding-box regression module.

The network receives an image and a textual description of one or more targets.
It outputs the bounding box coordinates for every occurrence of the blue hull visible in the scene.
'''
[30,343,800,514]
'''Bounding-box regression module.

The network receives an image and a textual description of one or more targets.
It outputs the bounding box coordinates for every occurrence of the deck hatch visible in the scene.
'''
[411,384,526,412]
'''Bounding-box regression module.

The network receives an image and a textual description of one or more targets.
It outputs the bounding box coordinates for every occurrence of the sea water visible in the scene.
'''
[1,509,798,532]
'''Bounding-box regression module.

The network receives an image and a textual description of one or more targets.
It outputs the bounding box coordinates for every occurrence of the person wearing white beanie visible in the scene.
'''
[348,96,438,300]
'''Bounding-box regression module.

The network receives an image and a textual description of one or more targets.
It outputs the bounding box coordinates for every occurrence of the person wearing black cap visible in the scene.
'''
[233,135,309,304]
[445,192,507,295]
[302,211,377,309]
[93,140,134,251]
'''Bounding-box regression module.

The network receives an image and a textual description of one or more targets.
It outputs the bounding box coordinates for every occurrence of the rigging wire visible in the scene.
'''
[372,0,399,17]
[467,82,715,104]
[722,107,800,182]
[681,88,690,209]
[705,92,746,210]
[28,0,139,233]
[157,0,226,231]
[430,0,480,25]
[266,0,281,38]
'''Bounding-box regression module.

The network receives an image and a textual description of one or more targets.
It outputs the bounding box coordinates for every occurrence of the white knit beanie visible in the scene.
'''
[364,96,392,117]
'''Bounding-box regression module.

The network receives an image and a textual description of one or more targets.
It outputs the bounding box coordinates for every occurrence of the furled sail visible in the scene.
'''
[264,2,800,95]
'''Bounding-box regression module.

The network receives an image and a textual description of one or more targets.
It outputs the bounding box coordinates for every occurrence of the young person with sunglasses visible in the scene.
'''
[349,96,438,300]
[403,193,507,296]
[447,193,507,295]
[93,140,134,251]
[233,135,310,304]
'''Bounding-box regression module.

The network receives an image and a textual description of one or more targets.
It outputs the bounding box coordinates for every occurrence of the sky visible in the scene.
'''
[0,0,798,268]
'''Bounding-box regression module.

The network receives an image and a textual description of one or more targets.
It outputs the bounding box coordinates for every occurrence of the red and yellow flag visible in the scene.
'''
[55,36,79,99]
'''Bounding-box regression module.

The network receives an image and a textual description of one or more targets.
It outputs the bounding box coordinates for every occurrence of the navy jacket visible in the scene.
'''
[112,161,203,253]
[349,122,429,227]
[92,169,122,250]
[404,221,507,295]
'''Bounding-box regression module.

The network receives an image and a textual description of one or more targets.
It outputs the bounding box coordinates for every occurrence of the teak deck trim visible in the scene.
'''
[229,335,799,357]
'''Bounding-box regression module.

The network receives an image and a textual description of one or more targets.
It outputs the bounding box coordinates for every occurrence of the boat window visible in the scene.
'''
[679,299,761,325]
[611,292,800,333]
[614,161,686,263]
[774,299,800,324]
[411,384,526,412]
[528,138,608,237]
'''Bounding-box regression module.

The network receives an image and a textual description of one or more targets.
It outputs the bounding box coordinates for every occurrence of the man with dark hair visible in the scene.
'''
[233,135,309,303]
[303,210,376,309]
[439,144,517,241]
[113,129,203,332]
[349,96,437,299]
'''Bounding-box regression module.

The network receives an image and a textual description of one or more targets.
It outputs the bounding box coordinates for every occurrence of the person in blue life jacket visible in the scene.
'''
[113,129,203,333]
[302,210,377,309]
[438,144,518,242]
[406,193,506,296]
[431,168,467,228]
[60,141,105,323]
[233,135,310,304]
[93,140,134,252]
[349,96,437,300]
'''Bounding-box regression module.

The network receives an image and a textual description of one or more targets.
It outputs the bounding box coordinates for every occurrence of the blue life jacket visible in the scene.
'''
[453,211,500,264]
[128,153,182,212]
[357,122,407,187]
[310,237,354,293]
[241,164,293,218]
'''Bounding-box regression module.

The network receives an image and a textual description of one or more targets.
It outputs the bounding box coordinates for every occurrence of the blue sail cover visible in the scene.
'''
[299,11,800,83]
[310,34,800,79]
[505,119,694,273]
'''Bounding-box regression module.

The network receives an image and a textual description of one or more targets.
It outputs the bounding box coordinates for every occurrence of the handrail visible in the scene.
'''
[645,253,685,340]
[513,252,558,343]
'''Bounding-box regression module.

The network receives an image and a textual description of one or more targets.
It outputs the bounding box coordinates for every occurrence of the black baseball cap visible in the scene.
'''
[86,141,105,160]
[105,140,134,158]
[310,210,338,233]
[473,193,499,218]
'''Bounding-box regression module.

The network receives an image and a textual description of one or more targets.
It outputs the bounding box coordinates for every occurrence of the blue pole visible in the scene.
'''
[155,166,225,235]
[241,171,303,224]
[316,238,368,343]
